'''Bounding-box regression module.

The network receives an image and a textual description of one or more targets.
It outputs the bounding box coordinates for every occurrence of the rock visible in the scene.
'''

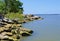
[11,24,22,27]
[2,18,13,24]
[17,35,20,39]
[31,16,41,20]
[0,23,7,27]
[21,33,30,36]
[16,24,22,27]
[24,15,28,18]
[4,24,12,28]
[0,15,39,41]
[20,28,33,36]
[2,36,17,41]
[28,30,33,34]
[20,27,33,33]
[0,34,9,40]
[0,28,4,33]
[12,19,20,24]
[20,31,31,36]
[21,20,26,23]
[0,32,20,41]
[8,35,20,41]
[2,39,14,41]
[1,32,13,36]
[11,29,17,34]
[13,18,20,21]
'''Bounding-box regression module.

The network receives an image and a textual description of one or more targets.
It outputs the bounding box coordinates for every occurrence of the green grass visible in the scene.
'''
[5,12,24,21]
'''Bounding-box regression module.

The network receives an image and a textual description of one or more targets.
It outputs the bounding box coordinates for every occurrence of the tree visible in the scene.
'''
[0,0,5,14]
[0,0,23,14]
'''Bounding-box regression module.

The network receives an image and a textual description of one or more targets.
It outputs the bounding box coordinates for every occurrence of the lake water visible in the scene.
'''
[21,14,60,41]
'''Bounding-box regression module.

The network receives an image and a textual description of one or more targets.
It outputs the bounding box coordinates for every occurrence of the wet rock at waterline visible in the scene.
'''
[20,28,33,36]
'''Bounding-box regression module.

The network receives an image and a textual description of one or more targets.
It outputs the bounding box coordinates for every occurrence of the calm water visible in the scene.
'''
[21,14,60,41]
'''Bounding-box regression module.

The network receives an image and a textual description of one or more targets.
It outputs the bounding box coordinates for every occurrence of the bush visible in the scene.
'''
[5,12,24,20]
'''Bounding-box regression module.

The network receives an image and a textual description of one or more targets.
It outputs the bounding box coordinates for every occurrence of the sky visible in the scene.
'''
[21,0,60,14]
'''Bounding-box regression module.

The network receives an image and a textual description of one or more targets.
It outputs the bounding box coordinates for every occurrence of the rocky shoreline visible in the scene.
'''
[0,14,42,41]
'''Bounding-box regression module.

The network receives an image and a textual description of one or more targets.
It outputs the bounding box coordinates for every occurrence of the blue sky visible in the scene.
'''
[21,0,60,14]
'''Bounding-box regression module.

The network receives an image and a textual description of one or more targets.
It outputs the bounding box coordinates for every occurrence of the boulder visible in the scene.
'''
[1,32,13,36]
[4,24,12,28]
[0,34,9,40]
[0,23,7,27]
[20,31,31,36]
[20,28,33,36]
[20,27,33,33]
[11,24,22,27]
[31,16,41,20]
[12,18,21,24]
[2,18,13,24]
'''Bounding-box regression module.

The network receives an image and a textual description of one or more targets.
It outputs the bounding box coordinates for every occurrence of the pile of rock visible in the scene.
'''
[0,14,42,41]
[0,23,20,41]
[0,22,33,41]
[23,14,43,21]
